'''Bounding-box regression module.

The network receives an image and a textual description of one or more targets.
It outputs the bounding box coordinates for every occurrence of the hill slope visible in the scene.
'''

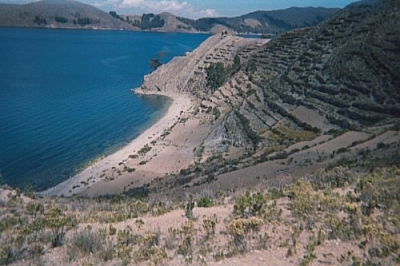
[38,0,399,199]
[132,0,400,197]
[176,7,340,33]
[0,1,399,265]
[0,0,137,30]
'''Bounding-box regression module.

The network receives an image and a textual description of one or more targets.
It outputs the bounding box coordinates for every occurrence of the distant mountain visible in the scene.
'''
[0,0,137,30]
[0,0,340,34]
[175,7,340,34]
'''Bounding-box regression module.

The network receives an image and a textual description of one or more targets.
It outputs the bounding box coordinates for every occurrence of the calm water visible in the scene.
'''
[0,28,208,191]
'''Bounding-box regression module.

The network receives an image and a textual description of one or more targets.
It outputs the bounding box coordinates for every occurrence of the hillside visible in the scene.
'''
[0,0,137,30]
[176,7,340,34]
[0,0,399,265]
[39,0,400,199]
[130,0,400,200]
[1,167,399,265]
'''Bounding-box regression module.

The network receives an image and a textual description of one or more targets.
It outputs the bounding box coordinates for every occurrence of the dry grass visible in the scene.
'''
[0,166,399,265]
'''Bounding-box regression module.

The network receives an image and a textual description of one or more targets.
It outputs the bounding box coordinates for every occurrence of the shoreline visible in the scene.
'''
[40,33,263,197]
[41,89,194,197]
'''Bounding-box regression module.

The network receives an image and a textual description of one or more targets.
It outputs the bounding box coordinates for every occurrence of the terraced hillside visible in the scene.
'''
[135,0,400,198]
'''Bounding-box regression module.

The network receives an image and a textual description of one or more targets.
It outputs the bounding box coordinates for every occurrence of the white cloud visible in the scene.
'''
[120,0,145,8]
[116,0,218,18]
[199,9,218,18]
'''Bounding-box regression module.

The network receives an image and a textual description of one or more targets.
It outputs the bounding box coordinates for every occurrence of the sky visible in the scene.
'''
[2,0,359,19]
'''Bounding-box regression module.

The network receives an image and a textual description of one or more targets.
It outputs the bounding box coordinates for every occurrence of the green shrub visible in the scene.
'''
[197,196,214,208]
[134,246,167,264]
[138,144,152,155]
[117,229,141,247]
[288,180,319,220]
[185,194,195,220]
[206,62,227,90]
[0,245,15,265]
[202,216,217,238]
[233,191,266,217]
[226,217,263,253]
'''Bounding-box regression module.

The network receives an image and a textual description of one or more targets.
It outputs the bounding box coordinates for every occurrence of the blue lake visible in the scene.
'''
[0,28,208,191]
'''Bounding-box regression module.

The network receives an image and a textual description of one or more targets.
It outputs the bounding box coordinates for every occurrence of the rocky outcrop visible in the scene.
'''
[136,33,268,95]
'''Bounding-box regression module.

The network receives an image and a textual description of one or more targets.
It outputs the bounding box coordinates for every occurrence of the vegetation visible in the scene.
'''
[149,58,162,72]
[0,166,398,265]
[0,1,399,265]
[176,7,339,34]
[132,13,165,30]
[149,51,167,72]
[206,62,227,91]
[109,11,124,21]
[55,16,68,23]
[34,16,47,25]
[138,144,152,155]
[73,17,96,26]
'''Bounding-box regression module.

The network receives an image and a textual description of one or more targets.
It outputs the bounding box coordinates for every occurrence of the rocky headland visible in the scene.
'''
[43,0,400,199]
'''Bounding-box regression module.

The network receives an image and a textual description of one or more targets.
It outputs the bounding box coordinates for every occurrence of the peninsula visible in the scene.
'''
[42,33,270,197]
[44,0,400,198]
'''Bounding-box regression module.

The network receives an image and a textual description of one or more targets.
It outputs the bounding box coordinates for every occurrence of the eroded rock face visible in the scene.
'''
[202,0,400,158]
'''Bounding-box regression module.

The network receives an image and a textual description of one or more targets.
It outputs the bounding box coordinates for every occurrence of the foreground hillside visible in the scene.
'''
[1,167,399,265]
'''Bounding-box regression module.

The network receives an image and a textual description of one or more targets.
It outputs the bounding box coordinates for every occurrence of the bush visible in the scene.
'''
[185,194,195,220]
[206,62,227,90]
[226,217,263,253]
[55,16,68,23]
[70,228,103,256]
[202,216,217,238]
[45,207,77,247]
[138,144,152,155]
[0,245,15,265]
[197,196,214,208]
[233,191,266,217]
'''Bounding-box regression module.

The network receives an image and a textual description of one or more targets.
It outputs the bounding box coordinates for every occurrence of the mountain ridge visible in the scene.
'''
[0,0,340,33]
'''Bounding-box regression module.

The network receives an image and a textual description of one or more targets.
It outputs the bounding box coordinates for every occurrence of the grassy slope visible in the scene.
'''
[0,166,399,265]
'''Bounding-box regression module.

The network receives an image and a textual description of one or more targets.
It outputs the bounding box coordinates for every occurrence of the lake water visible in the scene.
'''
[0,28,208,191]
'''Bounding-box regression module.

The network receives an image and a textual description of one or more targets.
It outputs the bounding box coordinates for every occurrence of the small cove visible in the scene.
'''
[0,28,208,190]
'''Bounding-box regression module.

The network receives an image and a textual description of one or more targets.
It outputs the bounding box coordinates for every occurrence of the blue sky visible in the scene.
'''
[2,0,359,18]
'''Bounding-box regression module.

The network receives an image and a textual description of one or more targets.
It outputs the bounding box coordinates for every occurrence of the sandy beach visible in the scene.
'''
[41,90,196,196]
